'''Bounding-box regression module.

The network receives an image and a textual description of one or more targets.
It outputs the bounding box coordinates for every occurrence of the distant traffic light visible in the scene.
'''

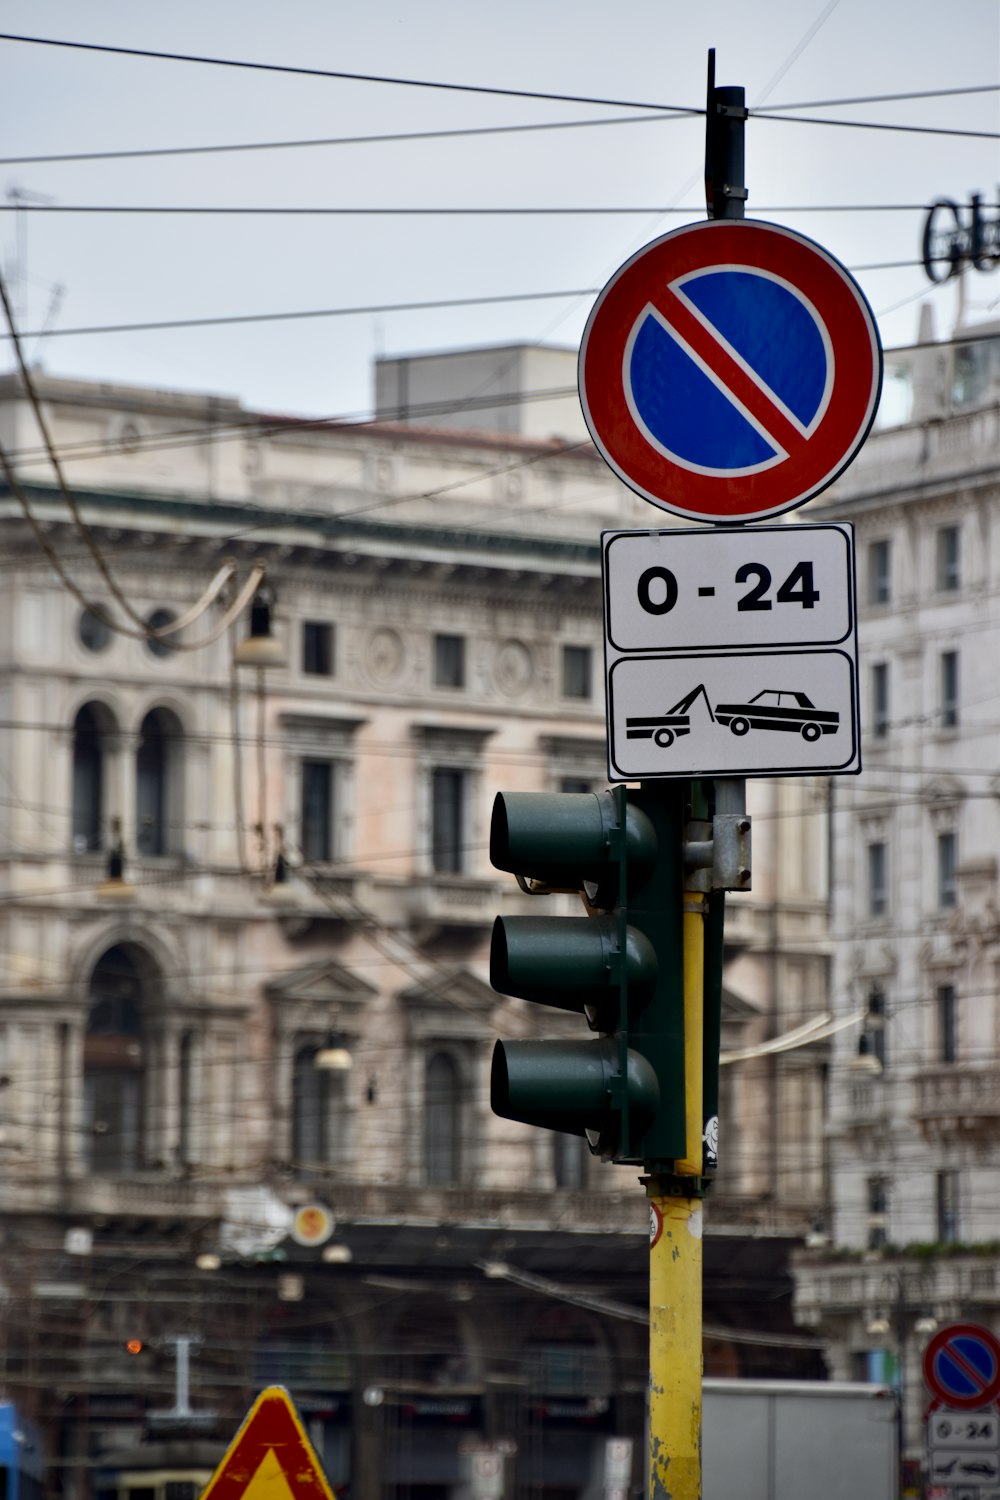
[489,786,688,1169]
[125,1338,144,1355]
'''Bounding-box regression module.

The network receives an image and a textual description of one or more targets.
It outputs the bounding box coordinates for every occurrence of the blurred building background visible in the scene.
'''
[0,347,835,1497]
[795,312,1000,1468]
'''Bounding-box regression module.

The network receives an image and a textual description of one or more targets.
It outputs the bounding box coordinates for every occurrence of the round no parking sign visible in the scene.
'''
[579,219,882,524]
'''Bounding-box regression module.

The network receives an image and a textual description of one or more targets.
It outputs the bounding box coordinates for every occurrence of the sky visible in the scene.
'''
[1,0,998,422]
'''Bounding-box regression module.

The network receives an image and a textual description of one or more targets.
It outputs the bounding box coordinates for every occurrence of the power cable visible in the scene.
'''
[0,32,702,116]
[3,202,990,217]
[0,253,952,350]
[749,112,998,141]
[0,112,690,168]
[756,82,1000,112]
[0,269,266,648]
[2,328,992,472]
[1,32,993,140]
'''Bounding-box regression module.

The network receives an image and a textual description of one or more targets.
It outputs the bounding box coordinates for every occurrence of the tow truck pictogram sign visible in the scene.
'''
[602,523,860,780]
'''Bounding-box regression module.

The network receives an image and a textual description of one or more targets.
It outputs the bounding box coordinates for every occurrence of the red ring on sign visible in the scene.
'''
[923,1322,1000,1411]
[579,219,882,524]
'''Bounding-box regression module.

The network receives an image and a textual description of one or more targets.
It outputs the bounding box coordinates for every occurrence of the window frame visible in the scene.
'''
[300,757,337,864]
[430,765,468,874]
[424,1049,464,1186]
[936,1169,960,1244]
[871,661,890,740]
[432,632,466,691]
[560,644,593,702]
[302,620,335,678]
[936,524,961,593]
[939,649,959,729]
[867,840,888,919]
[937,983,957,1063]
[868,539,891,606]
[937,829,958,910]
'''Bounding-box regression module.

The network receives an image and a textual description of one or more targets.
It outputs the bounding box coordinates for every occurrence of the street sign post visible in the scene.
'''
[200,1386,336,1500]
[924,1326,1000,1497]
[602,523,859,779]
[925,1325,1000,1412]
[579,219,882,523]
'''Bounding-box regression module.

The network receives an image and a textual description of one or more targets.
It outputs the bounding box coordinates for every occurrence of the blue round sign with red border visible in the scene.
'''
[579,219,882,524]
[923,1322,1000,1410]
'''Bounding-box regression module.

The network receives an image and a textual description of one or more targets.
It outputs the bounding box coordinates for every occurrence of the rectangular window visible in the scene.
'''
[302,621,335,677]
[936,525,961,592]
[431,767,466,873]
[561,644,593,700]
[940,650,959,728]
[868,988,887,1069]
[867,841,887,919]
[937,830,957,909]
[433,633,466,690]
[938,984,957,1063]
[560,777,595,794]
[937,1170,960,1243]
[867,1176,888,1250]
[871,662,889,739]
[868,539,891,605]
[301,760,334,863]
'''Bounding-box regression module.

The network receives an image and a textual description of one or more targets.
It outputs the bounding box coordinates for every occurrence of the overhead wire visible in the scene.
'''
[0,269,266,649]
[0,112,690,167]
[0,85,991,170]
[0,32,702,115]
[755,83,1000,112]
[1,329,992,472]
[0,254,953,349]
[0,31,993,140]
[3,203,993,218]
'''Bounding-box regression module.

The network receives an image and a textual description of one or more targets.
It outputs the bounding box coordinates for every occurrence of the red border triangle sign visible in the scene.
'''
[200,1387,336,1500]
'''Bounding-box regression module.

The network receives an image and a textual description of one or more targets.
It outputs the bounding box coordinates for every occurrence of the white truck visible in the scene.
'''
[703,1379,898,1500]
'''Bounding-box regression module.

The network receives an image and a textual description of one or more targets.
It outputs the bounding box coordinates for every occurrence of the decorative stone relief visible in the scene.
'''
[493,640,533,698]
[363,628,406,687]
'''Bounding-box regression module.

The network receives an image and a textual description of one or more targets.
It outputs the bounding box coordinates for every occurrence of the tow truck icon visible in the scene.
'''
[626,686,840,748]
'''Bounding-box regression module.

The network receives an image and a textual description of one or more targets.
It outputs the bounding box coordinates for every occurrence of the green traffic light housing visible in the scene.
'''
[489,785,688,1169]
[490,914,656,1029]
[490,790,655,909]
[491,1037,658,1160]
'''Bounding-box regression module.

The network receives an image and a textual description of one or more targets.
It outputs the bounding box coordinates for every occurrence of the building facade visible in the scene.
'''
[0,362,830,1496]
[794,322,1000,1468]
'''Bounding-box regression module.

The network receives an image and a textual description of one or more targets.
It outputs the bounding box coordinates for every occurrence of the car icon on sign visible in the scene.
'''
[714,689,839,742]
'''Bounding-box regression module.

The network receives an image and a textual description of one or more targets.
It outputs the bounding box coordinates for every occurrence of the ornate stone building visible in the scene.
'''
[793,321,1000,1471]
[0,361,830,1496]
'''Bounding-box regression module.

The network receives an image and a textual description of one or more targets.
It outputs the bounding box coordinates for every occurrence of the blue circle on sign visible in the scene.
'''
[624,269,831,475]
[938,1335,998,1399]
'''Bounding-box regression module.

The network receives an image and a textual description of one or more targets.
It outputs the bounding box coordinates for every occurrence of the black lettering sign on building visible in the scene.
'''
[922,192,1000,283]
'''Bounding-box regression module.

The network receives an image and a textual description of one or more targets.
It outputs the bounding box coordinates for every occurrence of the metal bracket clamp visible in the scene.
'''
[683,814,751,892]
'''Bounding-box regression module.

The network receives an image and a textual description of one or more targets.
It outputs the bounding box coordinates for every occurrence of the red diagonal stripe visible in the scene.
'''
[650,286,809,459]
[940,1341,995,1395]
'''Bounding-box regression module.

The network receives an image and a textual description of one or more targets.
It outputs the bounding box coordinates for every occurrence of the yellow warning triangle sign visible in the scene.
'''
[200,1387,335,1500]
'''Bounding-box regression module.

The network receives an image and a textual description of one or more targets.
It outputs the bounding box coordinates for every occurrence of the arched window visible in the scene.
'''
[84,945,151,1174]
[136,707,183,856]
[292,1041,350,1173]
[72,703,112,852]
[425,1051,462,1186]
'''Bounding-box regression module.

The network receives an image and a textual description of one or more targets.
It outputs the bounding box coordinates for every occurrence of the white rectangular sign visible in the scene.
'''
[602,523,860,780]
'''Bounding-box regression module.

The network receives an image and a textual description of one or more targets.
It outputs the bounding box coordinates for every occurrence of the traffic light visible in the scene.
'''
[489,785,688,1170]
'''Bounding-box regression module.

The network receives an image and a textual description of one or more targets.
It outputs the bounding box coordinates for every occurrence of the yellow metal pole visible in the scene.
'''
[648,1186,703,1500]
[647,883,706,1499]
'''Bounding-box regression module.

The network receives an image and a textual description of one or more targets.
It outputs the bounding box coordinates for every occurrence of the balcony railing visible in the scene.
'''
[916,1067,1000,1132]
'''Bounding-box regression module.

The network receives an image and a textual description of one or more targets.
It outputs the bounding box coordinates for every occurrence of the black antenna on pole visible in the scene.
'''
[704,49,748,222]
